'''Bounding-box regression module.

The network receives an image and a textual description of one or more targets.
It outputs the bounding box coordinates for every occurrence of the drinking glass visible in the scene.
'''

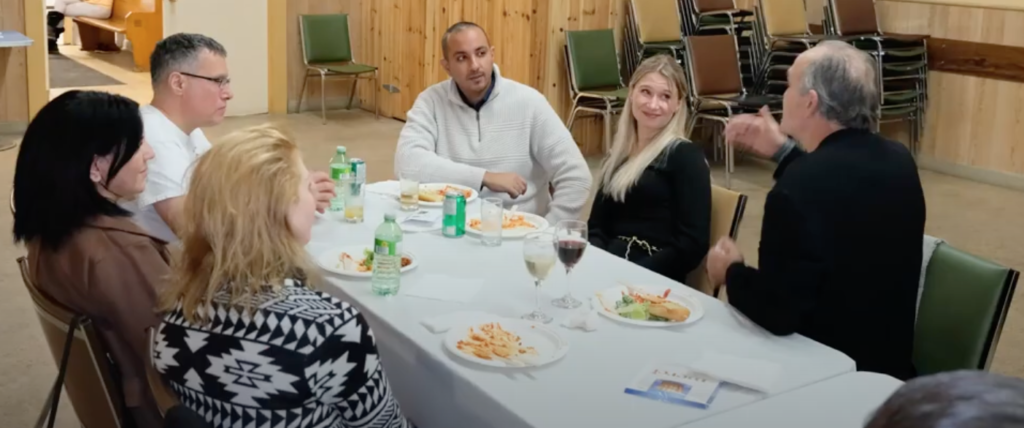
[480,197,503,247]
[552,220,587,309]
[522,231,556,323]
[344,181,364,223]
[399,177,420,211]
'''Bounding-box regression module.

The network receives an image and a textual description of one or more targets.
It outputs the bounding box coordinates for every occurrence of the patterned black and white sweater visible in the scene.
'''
[152,279,414,428]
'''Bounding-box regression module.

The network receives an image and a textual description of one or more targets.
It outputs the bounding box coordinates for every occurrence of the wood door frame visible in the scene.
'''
[25,0,47,118]
[267,0,287,113]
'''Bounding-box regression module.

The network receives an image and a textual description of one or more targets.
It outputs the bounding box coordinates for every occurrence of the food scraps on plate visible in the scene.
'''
[419,185,473,203]
[607,288,691,322]
[456,322,538,362]
[337,248,412,273]
[468,213,538,231]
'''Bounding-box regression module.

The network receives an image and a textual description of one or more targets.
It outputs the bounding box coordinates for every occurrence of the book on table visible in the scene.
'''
[624,362,722,409]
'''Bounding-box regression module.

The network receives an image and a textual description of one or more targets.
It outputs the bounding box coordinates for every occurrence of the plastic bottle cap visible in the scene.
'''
[384,212,396,221]
[336,146,347,154]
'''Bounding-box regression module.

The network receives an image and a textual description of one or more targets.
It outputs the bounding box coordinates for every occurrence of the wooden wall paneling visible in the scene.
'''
[927,37,1024,82]
[876,1,1024,176]
[0,0,29,123]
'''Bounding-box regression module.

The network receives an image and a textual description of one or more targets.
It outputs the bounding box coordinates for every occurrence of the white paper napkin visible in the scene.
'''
[401,274,482,304]
[419,311,494,334]
[398,209,442,233]
[366,180,400,198]
[561,307,599,332]
[689,352,782,394]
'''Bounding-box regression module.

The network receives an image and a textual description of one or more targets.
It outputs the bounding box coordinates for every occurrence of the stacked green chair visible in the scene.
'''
[298,14,379,124]
[564,29,628,154]
[914,242,1019,375]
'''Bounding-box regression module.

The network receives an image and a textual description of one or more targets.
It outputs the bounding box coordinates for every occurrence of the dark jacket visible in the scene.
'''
[726,128,925,380]
[28,215,170,417]
[589,141,711,282]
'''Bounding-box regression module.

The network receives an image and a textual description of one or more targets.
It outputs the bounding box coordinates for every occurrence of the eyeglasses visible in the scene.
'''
[179,71,231,88]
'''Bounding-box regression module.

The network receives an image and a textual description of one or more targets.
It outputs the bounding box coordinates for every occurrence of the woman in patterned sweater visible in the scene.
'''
[151,125,415,428]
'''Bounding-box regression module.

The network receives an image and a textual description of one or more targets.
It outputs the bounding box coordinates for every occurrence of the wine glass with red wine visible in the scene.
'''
[551,220,587,309]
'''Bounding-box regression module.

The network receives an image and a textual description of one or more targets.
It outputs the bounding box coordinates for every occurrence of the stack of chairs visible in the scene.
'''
[823,0,929,153]
[683,34,782,188]
[624,0,688,78]
[678,0,757,90]
[750,0,832,95]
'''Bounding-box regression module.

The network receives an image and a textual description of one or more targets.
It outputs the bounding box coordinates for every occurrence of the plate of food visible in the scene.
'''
[465,210,548,239]
[592,284,704,327]
[418,183,478,207]
[315,246,418,278]
[444,318,569,368]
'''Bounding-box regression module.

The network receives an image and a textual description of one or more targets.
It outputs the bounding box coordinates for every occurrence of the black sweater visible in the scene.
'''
[588,142,711,282]
[726,128,925,380]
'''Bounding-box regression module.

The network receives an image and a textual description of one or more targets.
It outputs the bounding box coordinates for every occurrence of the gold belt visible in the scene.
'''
[617,236,660,261]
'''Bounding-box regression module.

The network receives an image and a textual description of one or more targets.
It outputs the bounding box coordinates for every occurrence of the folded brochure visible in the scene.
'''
[624,362,722,409]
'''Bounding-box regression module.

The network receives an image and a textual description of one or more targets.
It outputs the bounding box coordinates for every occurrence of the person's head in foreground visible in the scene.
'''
[866,370,1024,428]
[782,40,878,152]
[13,90,154,248]
[150,32,232,130]
[600,54,690,202]
[160,124,317,321]
[441,21,494,102]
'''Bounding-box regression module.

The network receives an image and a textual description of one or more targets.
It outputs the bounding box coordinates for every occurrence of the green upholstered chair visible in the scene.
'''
[914,243,1019,375]
[298,14,378,123]
[564,29,627,154]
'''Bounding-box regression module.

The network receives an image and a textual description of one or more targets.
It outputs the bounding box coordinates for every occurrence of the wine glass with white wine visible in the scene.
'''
[522,231,556,323]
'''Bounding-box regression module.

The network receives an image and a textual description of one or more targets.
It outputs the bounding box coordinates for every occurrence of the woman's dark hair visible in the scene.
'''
[13,90,144,249]
[865,370,1024,428]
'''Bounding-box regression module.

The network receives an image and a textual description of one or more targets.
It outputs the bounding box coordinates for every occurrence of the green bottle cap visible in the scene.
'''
[336,146,347,154]
[384,212,396,221]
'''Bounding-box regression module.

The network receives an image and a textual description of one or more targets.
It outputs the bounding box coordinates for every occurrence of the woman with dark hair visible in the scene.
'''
[13,90,164,427]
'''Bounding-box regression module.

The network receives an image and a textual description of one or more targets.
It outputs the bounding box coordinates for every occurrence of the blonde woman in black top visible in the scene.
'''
[588,55,711,283]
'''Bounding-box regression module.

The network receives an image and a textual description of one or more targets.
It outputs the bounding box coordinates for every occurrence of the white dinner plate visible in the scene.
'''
[444,317,569,368]
[314,245,418,278]
[464,210,549,239]
[592,285,705,327]
[418,183,478,207]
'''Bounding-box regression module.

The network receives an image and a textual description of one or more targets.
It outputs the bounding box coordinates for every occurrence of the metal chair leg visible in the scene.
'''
[320,71,327,124]
[603,111,612,154]
[297,73,310,114]
[566,105,580,130]
[374,70,379,120]
[346,78,358,110]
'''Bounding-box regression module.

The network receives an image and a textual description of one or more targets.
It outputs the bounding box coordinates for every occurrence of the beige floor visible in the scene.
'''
[3,49,1023,427]
[48,45,153,103]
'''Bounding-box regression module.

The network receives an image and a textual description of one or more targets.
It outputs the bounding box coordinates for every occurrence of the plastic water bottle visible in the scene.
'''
[329,146,349,214]
[371,213,403,296]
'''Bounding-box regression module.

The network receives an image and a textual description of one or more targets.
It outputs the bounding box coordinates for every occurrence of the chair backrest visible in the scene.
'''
[694,0,737,13]
[146,327,180,416]
[17,257,125,428]
[687,185,748,295]
[829,0,880,36]
[9,188,14,215]
[914,244,1019,375]
[631,0,684,43]
[685,34,744,96]
[566,29,624,92]
[758,0,809,36]
[300,14,354,64]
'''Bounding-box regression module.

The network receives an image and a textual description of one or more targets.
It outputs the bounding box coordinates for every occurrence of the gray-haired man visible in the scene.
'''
[707,41,926,380]
[124,33,333,243]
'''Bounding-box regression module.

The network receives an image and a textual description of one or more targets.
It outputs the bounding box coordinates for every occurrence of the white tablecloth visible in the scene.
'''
[683,372,903,427]
[308,191,856,428]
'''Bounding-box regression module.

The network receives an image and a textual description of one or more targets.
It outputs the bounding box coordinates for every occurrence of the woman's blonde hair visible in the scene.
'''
[159,124,316,325]
[599,55,691,202]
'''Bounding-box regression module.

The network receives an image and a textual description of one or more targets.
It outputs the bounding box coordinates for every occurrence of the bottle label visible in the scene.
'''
[330,164,350,180]
[374,238,402,256]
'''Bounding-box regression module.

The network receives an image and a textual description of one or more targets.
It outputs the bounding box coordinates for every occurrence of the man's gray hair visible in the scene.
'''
[441,21,489,58]
[150,33,227,87]
[866,370,1024,428]
[800,41,878,130]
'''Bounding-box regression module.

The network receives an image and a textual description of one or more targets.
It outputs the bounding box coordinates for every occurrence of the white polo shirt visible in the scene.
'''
[123,105,211,243]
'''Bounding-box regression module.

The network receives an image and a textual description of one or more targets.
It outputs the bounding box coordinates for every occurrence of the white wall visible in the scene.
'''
[163,0,268,117]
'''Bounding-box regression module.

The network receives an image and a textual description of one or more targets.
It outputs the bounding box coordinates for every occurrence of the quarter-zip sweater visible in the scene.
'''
[394,65,592,224]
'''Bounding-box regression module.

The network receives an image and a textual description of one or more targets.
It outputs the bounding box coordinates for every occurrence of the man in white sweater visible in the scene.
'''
[394,22,592,223]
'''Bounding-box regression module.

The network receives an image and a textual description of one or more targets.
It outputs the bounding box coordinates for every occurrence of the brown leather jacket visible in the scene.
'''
[27,215,170,411]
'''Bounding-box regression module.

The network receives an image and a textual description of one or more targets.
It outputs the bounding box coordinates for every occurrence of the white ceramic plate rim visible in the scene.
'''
[591,285,705,327]
[417,183,478,207]
[315,245,418,278]
[464,211,549,239]
[444,318,570,368]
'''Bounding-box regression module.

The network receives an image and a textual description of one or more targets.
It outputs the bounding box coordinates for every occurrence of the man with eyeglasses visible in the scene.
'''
[126,33,334,243]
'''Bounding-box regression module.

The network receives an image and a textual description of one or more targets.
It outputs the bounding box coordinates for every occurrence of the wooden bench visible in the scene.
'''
[74,0,161,71]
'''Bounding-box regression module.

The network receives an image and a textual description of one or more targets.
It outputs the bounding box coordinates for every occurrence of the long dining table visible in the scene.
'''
[306,183,856,428]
